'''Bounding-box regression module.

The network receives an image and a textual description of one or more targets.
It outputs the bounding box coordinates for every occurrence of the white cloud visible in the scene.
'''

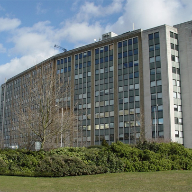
[36,3,47,14]
[0,17,21,32]
[76,0,124,21]
[57,21,104,45]
[0,44,6,53]
[106,0,192,34]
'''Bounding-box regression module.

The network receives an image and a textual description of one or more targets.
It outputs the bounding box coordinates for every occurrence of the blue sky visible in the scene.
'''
[0,0,192,85]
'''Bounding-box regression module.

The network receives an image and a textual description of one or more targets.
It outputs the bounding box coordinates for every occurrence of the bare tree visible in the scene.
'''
[13,64,77,150]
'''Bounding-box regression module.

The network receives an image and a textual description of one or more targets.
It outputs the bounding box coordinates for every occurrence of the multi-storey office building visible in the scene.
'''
[1,20,192,148]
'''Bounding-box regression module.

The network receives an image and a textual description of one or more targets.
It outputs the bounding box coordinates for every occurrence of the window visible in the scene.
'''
[158,118,163,124]
[173,79,176,86]
[178,105,182,112]
[171,55,175,61]
[123,51,127,57]
[177,80,180,87]
[123,40,127,47]
[175,130,179,137]
[149,45,154,52]
[150,81,156,87]
[60,68,64,73]
[157,80,162,86]
[128,39,132,45]
[174,117,178,124]
[148,34,153,40]
[173,92,177,98]
[134,49,138,55]
[133,37,138,44]
[155,44,160,50]
[150,57,155,63]
[156,56,161,62]
[171,43,174,49]
[178,118,182,125]
[57,60,60,65]
[174,105,178,111]
[150,69,155,75]
[118,42,122,48]
[154,32,159,39]
[170,32,174,38]
[95,49,99,54]
[128,50,133,56]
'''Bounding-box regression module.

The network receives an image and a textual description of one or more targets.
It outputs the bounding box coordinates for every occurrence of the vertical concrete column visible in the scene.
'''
[91,48,95,145]
[138,33,145,141]
[113,41,118,142]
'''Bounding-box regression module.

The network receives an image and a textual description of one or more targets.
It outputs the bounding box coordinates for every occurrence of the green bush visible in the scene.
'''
[0,142,191,177]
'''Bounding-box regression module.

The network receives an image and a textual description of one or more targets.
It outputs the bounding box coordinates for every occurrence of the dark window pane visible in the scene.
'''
[123,51,127,57]
[75,55,78,60]
[133,37,138,44]
[134,49,138,55]
[95,48,99,54]
[61,59,63,64]
[104,46,108,52]
[128,39,132,45]
[118,42,122,48]
[149,34,153,40]
[123,40,127,47]
[128,50,133,56]
[129,61,133,67]
[154,32,159,39]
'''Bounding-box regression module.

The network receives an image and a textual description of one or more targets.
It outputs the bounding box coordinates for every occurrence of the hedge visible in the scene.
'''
[0,141,191,177]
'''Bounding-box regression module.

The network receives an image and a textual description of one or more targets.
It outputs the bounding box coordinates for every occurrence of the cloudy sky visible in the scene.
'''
[0,0,192,85]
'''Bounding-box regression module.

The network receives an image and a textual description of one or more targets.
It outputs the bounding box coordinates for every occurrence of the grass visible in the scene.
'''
[0,171,192,192]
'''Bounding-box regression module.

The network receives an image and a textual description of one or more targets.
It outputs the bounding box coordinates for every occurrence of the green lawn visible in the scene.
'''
[0,171,192,192]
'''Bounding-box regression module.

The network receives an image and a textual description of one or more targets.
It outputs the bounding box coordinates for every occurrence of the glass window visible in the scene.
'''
[87,61,91,67]
[88,51,91,56]
[123,51,127,57]
[129,61,133,67]
[129,73,133,79]
[148,34,153,40]
[178,105,182,112]
[105,56,108,62]
[57,69,60,74]
[157,80,162,86]
[149,45,154,52]
[118,42,122,48]
[175,57,179,62]
[151,94,156,100]
[158,105,163,111]
[100,47,104,53]
[64,67,67,73]
[173,79,176,86]
[57,60,60,65]
[150,57,155,63]
[173,92,177,98]
[60,68,64,73]
[95,59,99,65]
[150,69,155,75]
[135,84,139,89]
[128,39,132,45]
[172,67,176,73]
[118,53,122,59]
[156,56,161,62]
[156,68,161,74]
[155,44,160,50]
[157,93,162,98]
[174,104,178,111]
[177,92,181,99]
[177,80,180,87]
[171,55,175,61]
[123,40,127,47]
[170,32,174,38]
[134,72,139,78]
[133,37,138,44]
[158,118,163,124]
[134,49,138,55]
[171,43,174,49]
[95,49,99,54]
[128,50,133,56]
[123,63,128,68]
[154,32,159,39]
[104,46,108,52]
[150,81,156,87]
